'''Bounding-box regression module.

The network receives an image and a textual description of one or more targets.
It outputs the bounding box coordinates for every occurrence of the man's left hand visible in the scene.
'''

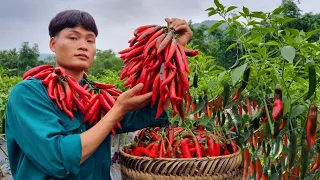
[165,18,193,46]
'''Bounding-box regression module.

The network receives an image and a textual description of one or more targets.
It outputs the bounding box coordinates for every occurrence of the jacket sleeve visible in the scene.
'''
[116,103,169,134]
[5,80,82,178]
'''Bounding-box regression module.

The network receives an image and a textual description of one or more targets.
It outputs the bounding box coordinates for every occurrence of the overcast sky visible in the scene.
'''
[0,0,318,54]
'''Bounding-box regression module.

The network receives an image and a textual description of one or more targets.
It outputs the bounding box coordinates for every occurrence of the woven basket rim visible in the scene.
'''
[119,145,242,161]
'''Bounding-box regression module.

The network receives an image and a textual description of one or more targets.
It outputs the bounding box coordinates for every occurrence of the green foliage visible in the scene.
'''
[0,68,22,134]
[187,0,320,179]
[88,49,123,76]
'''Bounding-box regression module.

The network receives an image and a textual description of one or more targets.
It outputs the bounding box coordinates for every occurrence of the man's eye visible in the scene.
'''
[88,40,94,43]
[69,37,77,40]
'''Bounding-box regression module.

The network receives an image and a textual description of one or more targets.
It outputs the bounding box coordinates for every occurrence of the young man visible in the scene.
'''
[5,10,192,180]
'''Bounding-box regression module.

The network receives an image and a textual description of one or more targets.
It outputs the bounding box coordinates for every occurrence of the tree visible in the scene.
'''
[88,49,123,77]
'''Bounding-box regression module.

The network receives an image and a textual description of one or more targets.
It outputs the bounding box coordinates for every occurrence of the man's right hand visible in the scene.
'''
[114,83,152,115]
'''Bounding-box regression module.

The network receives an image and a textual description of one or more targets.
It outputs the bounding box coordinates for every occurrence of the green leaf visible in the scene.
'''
[231,63,248,86]
[290,105,307,119]
[214,0,224,10]
[226,42,237,51]
[265,41,280,47]
[218,71,226,79]
[304,63,316,100]
[306,29,320,39]
[281,46,296,63]
[226,6,237,12]
[190,101,205,115]
[272,7,284,15]
[208,20,225,33]
[205,7,215,11]
[242,6,249,16]
[282,97,291,116]
[208,10,217,17]
[199,117,211,126]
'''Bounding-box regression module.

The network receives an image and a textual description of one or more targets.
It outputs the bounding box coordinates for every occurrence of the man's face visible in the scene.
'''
[50,25,96,71]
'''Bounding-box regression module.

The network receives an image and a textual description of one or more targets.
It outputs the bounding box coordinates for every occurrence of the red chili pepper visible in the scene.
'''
[53,85,62,109]
[232,88,241,102]
[155,99,165,119]
[23,64,54,80]
[137,26,161,41]
[250,160,255,176]
[62,83,73,110]
[272,88,283,119]
[157,31,173,55]
[93,82,115,89]
[290,166,299,180]
[33,68,54,79]
[66,76,91,97]
[180,138,192,158]
[306,104,318,149]
[72,92,85,113]
[159,140,166,158]
[183,47,199,57]
[133,25,156,36]
[177,44,190,73]
[256,159,262,180]
[155,34,166,50]
[149,131,160,141]
[243,148,250,180]
[83,98,100,123]
[151,141,159,156]
[47,77,57,100]
[246,98,252,116]
[135,147,157,158]
[99,94,111,111]
[207,135,215,157]
[311,153,320,172]
[192,136,202,158]
[165,38,177,65]
[100,90,115,107]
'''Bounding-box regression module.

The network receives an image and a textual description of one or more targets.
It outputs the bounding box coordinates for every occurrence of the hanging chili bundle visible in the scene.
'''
[118,24,198,121]
[22,65,123,135]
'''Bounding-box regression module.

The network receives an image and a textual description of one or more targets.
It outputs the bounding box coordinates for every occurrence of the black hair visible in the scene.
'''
[48,10,98,37]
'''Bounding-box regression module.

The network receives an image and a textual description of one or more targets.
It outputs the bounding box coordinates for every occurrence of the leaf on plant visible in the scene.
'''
[290,105,307,119]
[190,101,205,115]
[218,71,227,79]
[242,6,249,16]
[281,45,296,63]
[199,117,211,126]
[272,7,284,15]
[231,63,248,86]
[226,6,237,13]
[214,0,224,10]
[208,20,225,33]
[265,41,280,47]
[226,42,237,51]
[282,96,291,117]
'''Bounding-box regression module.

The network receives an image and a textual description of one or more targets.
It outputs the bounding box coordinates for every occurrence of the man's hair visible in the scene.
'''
[48,10,98,37]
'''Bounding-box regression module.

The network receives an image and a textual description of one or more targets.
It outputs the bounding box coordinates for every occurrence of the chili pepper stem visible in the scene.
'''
[262,92,274,136]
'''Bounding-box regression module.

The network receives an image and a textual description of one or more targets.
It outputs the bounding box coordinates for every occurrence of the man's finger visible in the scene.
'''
[128,83,144,96]
[174,24,189,32]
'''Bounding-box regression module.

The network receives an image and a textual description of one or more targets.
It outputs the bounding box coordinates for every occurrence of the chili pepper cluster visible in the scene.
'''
[122,126,238,158]
[118,24,198,121]
[22,65,123,135]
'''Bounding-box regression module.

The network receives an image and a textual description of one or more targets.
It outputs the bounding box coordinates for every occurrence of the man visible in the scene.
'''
[5,10,192,179]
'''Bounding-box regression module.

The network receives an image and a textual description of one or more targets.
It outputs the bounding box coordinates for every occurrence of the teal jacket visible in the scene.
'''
[5,78,168,180]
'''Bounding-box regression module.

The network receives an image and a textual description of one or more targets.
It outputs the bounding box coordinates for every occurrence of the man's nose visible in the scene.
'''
[78,39,88,51]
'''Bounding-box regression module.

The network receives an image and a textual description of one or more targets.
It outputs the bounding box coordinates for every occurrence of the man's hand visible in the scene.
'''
[165,18,193,46]
[114,83,152,115]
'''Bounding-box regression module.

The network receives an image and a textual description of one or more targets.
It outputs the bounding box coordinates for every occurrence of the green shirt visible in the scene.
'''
[5,77,168,180]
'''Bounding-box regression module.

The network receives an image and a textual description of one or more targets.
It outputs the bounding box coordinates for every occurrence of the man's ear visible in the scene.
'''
[49,37,56,52]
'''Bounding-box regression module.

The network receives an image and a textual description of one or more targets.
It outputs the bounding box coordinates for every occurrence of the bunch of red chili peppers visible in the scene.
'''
[23,65,123,135]
[123,126,238,158]
[118,24,198,121]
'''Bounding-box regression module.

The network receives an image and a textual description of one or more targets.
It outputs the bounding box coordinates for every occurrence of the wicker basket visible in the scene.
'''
[118,146,243,180]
